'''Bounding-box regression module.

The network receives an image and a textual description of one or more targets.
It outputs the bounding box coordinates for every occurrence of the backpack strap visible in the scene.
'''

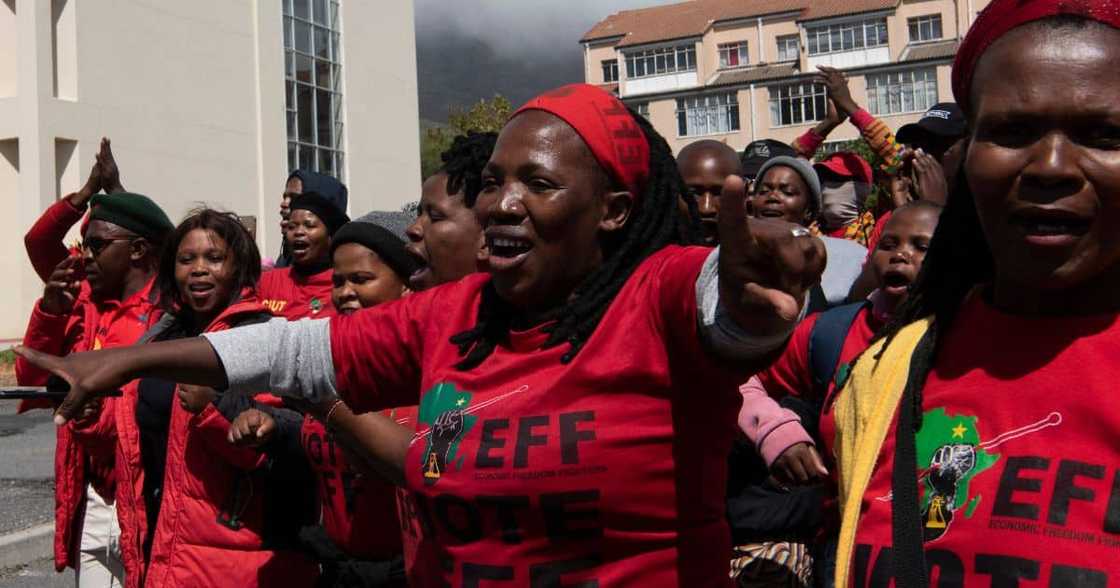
[806,283,829,315]
[808,301,869,401]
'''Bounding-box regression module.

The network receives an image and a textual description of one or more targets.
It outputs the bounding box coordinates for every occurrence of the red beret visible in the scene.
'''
[952,0,1120,112]
[514,84,650,199]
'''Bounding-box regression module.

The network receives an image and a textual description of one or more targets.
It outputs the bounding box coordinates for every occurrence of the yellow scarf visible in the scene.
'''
[831,317,934,586]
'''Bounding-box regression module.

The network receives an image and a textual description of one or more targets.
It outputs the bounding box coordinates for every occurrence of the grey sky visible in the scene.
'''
[413,0,679,120]
[415,0,677,55]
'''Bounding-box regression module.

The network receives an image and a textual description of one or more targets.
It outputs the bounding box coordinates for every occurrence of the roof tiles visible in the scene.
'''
[582,0,902,47]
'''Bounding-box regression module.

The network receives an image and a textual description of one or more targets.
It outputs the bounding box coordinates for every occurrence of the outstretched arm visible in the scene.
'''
[17,316,341,426]
[15,336,226,425]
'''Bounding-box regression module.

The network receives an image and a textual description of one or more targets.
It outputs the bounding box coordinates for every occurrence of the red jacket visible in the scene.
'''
[16,249,160,572]
[24,197,86,283]
[78,297,319,588]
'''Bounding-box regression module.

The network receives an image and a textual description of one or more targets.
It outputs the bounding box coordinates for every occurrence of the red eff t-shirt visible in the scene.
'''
[259,266,335,320]
[757,305,880,462]
[300,406,417,561]
[850,295,1120,587]
[330,246,746,587]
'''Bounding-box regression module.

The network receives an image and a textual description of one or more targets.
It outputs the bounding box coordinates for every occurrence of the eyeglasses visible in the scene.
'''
[81,237,134,256]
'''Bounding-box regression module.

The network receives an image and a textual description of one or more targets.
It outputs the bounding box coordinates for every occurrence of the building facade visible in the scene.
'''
[0,0,420,338]
[582,0,991,154]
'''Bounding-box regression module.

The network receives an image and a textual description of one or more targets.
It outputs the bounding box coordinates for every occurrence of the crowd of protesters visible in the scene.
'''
[6,1,1120,586]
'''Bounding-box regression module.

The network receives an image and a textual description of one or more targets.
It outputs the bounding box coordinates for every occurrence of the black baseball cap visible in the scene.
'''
[740,139,798,180]
[896,103,966,145]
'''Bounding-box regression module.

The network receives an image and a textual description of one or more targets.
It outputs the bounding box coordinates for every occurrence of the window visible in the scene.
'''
[635,102,650,120]
[866,68,939,115]
[819,141,850,156]
[908,15,943,42]
[283,0,344,179]
[625,44,697,79]
[676,93,740,137]
[718,42,748,68]
[768,82,827,126]
[776,35,800,62]
[805,18,888,55]
[602,59,619,83]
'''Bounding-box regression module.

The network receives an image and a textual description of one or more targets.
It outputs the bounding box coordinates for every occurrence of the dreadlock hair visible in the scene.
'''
[869,143,991,429]
[450,106,702,369]
[440,131,499,208]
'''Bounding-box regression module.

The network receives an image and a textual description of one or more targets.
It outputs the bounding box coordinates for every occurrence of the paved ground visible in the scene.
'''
[0,557,72,587]
[0,395,67,586]
[0,400,56,528]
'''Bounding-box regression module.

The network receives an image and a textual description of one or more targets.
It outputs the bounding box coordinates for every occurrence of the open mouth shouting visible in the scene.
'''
[405,244,432,290]
[290,239,311,258]
[881,269,914,297]
[484,227,534,272]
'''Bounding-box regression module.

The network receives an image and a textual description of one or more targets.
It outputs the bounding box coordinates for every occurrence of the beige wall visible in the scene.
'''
[761,18,802,65]
[0,0,418,339]
[585,42,619,86]
[340,1,421,216]
[703,22,758,82]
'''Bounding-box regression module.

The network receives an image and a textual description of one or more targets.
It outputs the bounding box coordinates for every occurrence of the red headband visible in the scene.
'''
[514,83,650,198]
[952,0,1120,112]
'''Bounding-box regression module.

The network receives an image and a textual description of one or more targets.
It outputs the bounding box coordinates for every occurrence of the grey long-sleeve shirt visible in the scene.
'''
[205,248,801,402]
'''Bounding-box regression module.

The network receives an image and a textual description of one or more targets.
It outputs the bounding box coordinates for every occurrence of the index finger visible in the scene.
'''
[716,174,752,258]
[13,346,81,426]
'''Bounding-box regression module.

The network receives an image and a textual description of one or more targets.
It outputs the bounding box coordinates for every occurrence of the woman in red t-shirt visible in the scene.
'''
[26,83,825,587]
[231,220,419,586]
[259,192,349,320]
[825,4,1120,586]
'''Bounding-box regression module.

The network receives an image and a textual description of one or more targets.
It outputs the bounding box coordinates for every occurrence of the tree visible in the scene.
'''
[420,95,512,178]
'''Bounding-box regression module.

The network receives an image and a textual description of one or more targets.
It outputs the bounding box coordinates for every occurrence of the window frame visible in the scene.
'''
[805,17,888,56]
[601,59,619,83]
[717,41,749,69]
[776,35,800,62]
[907,14,943,43]
[675,92,741,137]
[865,67,940,116]
[624,43,698,79]
[767,81,828,127]
[283,0,345,180]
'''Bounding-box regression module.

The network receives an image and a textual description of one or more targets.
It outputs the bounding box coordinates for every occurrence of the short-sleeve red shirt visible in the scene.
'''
[330,246,746,587]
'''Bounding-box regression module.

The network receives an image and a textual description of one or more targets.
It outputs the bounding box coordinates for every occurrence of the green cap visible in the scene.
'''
[89,192,174,241]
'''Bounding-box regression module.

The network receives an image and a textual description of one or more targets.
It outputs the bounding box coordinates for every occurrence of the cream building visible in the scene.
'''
[582,0,992,154]
[0,0,420,339]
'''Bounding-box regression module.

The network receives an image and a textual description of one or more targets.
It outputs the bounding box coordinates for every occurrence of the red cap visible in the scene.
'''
[514,84,650,198]
[952,0,1120,113]
[814,152,873,185]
